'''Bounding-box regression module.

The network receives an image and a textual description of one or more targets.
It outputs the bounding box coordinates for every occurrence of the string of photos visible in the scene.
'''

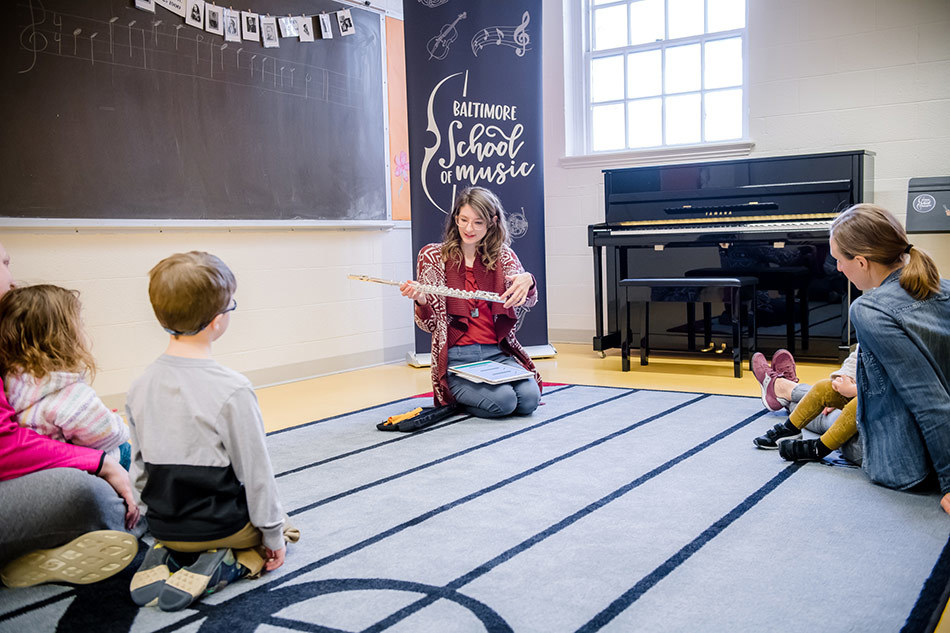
[133,0,357,48]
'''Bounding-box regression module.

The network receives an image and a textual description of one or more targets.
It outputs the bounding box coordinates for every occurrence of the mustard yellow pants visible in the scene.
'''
[158,521,300,577]
[788,378,857,450]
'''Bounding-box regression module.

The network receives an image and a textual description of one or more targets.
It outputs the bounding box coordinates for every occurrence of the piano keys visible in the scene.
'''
[589,150,875,361]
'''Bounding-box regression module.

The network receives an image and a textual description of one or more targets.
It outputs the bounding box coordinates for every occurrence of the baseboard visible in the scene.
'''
[549,328,595,345]
[101,343,415,412]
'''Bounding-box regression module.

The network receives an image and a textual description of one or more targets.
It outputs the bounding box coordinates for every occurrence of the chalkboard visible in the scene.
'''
[1,0,387,222]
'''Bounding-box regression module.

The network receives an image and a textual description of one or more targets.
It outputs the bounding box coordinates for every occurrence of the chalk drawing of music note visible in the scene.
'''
[196,33,204,69]
[513,11,530,57]
[151,19,162,46]
[89,32,97,65]
[289,67,295,88]
[127,21,135,56]
[54,32,61,55]
[235,47,243,69]
[174,24,184,50]
[19,0,48,73]
[72,28,81,56]
[305,72,312,98]
[108,17,118,56]
[280,66,285,89]
[261,56,268,84]
[250,54,257,79]
[220,43,228,71]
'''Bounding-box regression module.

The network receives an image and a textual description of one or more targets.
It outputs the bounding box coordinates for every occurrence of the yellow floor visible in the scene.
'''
[256,342,837,433]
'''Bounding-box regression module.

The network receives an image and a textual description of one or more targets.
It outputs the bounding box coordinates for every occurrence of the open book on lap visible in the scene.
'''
[448,360,533,385]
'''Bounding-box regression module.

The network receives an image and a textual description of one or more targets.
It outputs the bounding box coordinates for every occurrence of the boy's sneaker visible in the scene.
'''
[779,438,822,462]
[1,530,138,588]
[130,543,174,607]
[158,548,246,612]
[752,422,802,449]
[771,349,799,383]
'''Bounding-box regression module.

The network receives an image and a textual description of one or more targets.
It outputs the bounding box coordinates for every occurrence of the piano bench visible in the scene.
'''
[686,266,811,353]
[619,277,758,378]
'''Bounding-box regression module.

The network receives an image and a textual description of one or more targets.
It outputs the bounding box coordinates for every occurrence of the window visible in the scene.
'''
[583,0,747,154]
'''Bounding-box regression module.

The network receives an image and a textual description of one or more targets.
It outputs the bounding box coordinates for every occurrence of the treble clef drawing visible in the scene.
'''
[471,11,533,58]
[426,12,466,61]
[19,0,49,74]
[513,11,530,57]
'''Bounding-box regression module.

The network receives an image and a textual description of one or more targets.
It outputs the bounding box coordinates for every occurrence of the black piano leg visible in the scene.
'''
[784,286,795,354]
[749,284,758,370]
[686,303,696,351]
[800,285,810,350]
[732,288,742,378]
[621,289,630,372]
[640,302,650,366]
[702,302,713,350]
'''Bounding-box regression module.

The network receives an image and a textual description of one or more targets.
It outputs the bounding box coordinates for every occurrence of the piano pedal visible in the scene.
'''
[700,343,716,353]
[714,343,727,355]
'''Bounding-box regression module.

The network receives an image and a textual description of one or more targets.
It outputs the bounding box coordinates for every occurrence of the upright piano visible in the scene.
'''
[589,150,874,361]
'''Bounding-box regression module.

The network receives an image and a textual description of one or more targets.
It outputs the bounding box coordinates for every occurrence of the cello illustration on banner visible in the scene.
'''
[426,12,465,61]
[471,11,530,58]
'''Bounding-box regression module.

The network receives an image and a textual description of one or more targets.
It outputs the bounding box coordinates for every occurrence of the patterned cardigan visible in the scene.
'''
[414,243,541,406]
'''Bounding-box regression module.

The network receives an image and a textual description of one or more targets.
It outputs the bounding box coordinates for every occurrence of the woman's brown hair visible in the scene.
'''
[0,285,97,380]
[830,203,941,301]
[441,187,511,270]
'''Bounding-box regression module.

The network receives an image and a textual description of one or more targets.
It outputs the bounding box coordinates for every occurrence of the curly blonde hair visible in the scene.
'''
[0,284,96,380]
[441,187,511,270]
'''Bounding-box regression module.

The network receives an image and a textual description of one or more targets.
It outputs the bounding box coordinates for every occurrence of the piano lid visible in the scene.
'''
[603,150,874,225]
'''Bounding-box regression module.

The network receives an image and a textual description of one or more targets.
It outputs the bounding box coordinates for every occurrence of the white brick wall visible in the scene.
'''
[543,0,950,344]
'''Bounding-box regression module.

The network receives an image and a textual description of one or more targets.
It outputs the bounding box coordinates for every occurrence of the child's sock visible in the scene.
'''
[815,438,833,458]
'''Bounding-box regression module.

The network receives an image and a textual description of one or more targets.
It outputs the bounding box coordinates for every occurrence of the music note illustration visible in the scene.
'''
[89,32,98,65]
[174,23,184,50]
[54,32,61,55]
[72,28,82,56]
[220,43,228,71]
[305,72,312,98]
[289,67,295,88]
[108,17,118,56]
[151,19,162,46]
[235,47,243,69]
[495,28,503,45]
[250,54,257,78]
[19,0,48,73]
[196,33,204,69]
[426,12,466,61]
[513,11,530,57]
[280,66,285,88]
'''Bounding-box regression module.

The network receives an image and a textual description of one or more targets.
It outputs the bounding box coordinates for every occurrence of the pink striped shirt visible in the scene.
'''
[4,372,129,461]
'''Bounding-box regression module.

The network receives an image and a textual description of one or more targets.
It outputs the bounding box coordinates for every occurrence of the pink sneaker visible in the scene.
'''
[770,349,798,383]
[759,371,785,412]
[751,352,769,385]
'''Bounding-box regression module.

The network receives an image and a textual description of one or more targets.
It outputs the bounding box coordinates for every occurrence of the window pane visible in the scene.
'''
[591,55,624,103]
[593,5,628,51]
[704,37,742,89]
[592,103,626,151]
[667,0,704,39]
[707,0,745,32]
[627,99,662,148]
[665,44,700,93]
[627,50,661,98]
[705,89,742,141]
[629,0,664,46]
[665,93,701,144]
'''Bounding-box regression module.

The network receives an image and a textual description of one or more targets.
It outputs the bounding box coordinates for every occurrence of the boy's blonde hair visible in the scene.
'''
[0,284,96,380]
[148,251,236,336]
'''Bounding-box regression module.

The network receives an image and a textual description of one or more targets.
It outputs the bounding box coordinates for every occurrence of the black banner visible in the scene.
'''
[404,0,547,354]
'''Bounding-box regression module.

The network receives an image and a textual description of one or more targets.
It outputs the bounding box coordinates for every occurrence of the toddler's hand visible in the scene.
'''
[821,406,837,417]
[831,375,857,399]
[98,454,140,529]
[264,546,286,571]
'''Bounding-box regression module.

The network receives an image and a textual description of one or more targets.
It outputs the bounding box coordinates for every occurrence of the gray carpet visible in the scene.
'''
[1,385,948,633]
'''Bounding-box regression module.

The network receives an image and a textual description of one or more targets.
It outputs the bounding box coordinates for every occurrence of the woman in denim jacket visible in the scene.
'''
[830,204,950,515]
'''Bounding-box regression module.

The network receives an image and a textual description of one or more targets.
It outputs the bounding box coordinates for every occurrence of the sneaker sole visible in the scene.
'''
[158,549,231,612]
[1,531,137,588]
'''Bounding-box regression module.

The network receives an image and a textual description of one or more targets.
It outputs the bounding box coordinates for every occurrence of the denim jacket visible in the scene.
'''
[851,270,950,493]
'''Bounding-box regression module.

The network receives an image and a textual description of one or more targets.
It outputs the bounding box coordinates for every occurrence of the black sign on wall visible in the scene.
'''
[403,0,548,352]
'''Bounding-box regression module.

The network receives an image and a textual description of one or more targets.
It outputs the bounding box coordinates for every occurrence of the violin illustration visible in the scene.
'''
[427,12,466,61]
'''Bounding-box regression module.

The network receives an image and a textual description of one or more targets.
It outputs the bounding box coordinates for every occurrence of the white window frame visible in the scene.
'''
[562,0,754,169]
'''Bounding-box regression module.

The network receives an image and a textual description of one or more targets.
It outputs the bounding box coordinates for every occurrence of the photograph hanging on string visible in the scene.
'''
[296,16,314,42]
[261,16,279,48]
[319,13,334,39]
[278,16,298,38]
[337,9,355,37]
[223,8,240,42]
[134,0,156,13]
[242,10,259,41]
[205,4,223,35]
[185,0,204,29]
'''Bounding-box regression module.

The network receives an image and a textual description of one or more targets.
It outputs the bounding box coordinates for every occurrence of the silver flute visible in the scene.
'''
[348,274,506,303]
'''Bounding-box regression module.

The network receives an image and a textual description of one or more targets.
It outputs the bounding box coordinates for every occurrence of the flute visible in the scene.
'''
[348,274,506,303]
